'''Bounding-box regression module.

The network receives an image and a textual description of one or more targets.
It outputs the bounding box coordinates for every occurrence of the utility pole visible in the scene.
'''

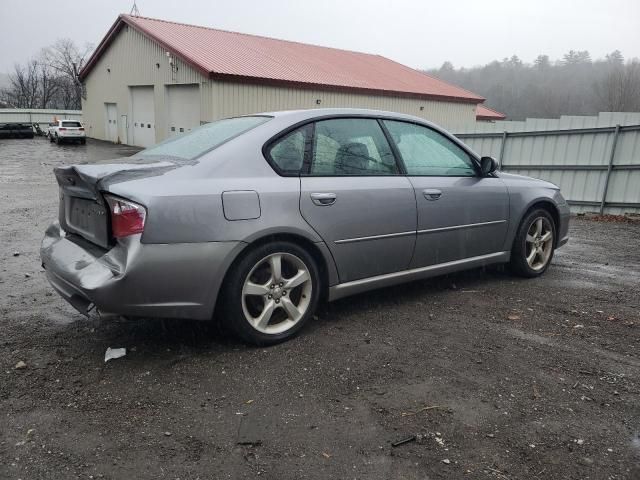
[130,1,140,16]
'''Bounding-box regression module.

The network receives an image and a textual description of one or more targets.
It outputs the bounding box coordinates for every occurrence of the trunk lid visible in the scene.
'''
[55,161,176,248]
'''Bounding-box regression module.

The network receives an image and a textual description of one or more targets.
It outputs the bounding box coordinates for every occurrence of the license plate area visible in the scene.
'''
[64,196,109,248]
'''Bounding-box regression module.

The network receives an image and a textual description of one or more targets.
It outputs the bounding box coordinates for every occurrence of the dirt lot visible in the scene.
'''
[1,137,639,479]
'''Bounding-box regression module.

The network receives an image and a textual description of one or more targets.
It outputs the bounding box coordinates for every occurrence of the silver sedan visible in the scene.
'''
[41,109,570,345]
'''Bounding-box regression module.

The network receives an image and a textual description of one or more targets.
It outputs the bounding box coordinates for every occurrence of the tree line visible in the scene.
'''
[0,39,93,110]
[425,50,640,120]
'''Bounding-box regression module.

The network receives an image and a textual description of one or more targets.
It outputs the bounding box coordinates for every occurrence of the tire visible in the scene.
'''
[510,208,556,277]
[80,138,86,145]
[219,241,321,346]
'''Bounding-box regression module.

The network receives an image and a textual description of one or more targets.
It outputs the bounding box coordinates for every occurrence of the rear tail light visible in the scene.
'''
[79,127,85,131]
[59,127,67,131]
[104,194,146,238]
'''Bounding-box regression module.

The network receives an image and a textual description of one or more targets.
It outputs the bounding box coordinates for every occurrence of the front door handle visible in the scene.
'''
[423,189,442,201]
[310,192,337,206]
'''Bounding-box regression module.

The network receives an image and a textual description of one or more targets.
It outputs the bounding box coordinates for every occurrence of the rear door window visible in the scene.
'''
[309,118,399,176]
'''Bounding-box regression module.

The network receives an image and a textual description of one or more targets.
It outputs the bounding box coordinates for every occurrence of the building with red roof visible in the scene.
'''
[81,14,489,146]
[476,104,506,121]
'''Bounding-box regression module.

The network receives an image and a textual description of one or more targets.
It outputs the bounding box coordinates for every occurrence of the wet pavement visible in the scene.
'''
[1,137,639,479]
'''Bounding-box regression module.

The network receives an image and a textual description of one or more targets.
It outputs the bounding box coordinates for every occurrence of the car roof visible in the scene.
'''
[243,107,479,163]
[259,108,438,127]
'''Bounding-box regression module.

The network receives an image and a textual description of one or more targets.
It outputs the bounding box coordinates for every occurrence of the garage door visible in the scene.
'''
[167,84,201,138]
[130,86,155,148]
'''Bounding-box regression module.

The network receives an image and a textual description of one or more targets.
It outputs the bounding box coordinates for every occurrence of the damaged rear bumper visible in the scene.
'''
[40,222,243,320]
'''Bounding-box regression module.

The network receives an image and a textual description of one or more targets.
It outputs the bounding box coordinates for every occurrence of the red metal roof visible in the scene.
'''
[80,14,484,104]
[476,104,506,120]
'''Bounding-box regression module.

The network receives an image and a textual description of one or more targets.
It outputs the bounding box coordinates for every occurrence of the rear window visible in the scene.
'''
[136,116,271,161]
[62,121,82,127]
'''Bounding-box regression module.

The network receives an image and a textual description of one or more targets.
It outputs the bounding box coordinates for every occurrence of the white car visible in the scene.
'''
[48,120,86,145]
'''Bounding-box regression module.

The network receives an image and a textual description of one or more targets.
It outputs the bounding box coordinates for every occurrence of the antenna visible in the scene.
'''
[130,1,140,16]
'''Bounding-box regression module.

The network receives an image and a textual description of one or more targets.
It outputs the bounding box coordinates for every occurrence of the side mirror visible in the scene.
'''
[480,156,498,176]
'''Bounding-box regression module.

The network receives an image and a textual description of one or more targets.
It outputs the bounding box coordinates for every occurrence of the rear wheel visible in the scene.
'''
[220,241,321,346]
[510,209,556,277]
[80,138,86,145]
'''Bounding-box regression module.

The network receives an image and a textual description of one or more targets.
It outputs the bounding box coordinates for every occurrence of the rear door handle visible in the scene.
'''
[423,189,442,201]
[310,192,337,206]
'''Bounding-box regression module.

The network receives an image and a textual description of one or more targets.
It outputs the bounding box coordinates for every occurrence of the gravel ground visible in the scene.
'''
[1,137,639,480]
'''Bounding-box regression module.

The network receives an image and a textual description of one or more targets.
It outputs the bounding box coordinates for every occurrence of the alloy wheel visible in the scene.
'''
[241,252,313,334]
[525,217,554,271]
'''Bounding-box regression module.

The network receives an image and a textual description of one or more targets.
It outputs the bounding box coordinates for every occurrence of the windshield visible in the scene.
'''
[135,116,271,161]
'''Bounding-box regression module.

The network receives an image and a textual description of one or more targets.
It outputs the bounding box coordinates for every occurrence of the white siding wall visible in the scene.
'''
[210,81,476,130]
[82,25,477,144]
[82,25,207,144]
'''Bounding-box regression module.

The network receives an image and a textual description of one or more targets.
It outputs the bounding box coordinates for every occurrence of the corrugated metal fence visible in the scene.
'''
[456,112,640,215]
[0,108,83,131]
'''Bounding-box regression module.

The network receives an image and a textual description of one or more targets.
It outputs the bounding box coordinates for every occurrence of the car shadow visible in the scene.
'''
[312,265,512,328]
[84,265,512,356]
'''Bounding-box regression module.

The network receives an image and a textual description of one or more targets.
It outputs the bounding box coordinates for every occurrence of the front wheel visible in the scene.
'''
[220,241,321,346]
[509,209,556,277]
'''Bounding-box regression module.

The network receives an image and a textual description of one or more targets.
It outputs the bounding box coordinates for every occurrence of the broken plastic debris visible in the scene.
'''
[104,347,126,363]
[14,360,27,370]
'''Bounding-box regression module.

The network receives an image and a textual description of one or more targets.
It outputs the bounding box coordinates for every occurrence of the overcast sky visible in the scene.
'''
[0,0,638,74]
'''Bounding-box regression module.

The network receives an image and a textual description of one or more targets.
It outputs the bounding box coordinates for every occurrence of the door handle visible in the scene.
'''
[310,192,337,206]
[423,189,442,201]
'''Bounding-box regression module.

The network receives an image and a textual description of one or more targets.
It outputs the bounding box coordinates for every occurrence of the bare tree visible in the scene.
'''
[2,60,40,108]
[596,60,640,111]
[42,39,93,109]
[0,38,93,110]
[37,58,60,109]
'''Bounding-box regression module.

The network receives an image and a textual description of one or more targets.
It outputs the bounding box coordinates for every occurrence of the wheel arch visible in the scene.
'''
[216,231,337,315]
[520,199,561,247]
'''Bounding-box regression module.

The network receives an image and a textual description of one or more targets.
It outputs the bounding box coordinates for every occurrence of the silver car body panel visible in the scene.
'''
[41,222,244,320]
[497,172,571,249]
[41,108,570,320]
[300,176,417,282]
[328,251,511,301]
[408,175,510,267]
